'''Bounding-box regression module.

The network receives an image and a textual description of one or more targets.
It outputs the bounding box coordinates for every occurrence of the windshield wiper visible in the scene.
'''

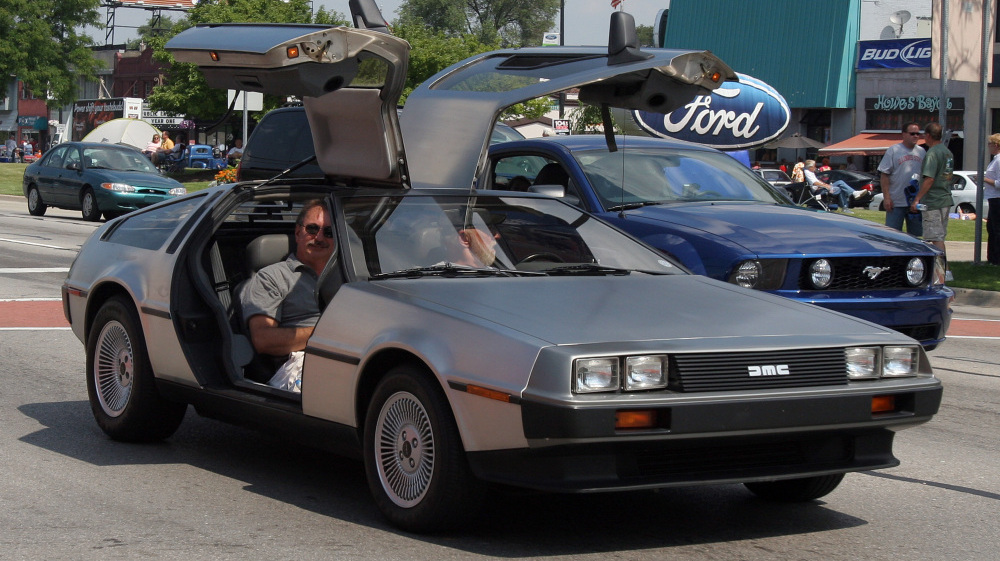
[606,201,666,212]
[543,263,634,276]
[370,263,543,280]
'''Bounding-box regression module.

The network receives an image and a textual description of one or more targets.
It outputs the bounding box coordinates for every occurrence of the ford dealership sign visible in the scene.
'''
[633,73,790,150]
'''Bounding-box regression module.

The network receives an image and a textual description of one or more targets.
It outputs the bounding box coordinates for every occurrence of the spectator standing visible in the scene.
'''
[981,133,1000,264]
[911,122,955,280]
[877,122,925,236]
[790,161,804,183]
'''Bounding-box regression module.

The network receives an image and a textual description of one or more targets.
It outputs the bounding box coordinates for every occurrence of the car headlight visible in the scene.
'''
[169,187,187,196]
[905,257,926,286]
[728,259,787,290]
[624,355,668,390]
[931,255,947,286]
[845,347,879,379]
[882,346,919,377]
[808,258,833,289]
[574,358,619,393]
[845,345,920,379]
[101,182,135,192]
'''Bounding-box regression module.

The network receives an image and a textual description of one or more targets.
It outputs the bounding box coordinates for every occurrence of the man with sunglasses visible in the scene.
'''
[241,199,336,391]
[877,122,925,236]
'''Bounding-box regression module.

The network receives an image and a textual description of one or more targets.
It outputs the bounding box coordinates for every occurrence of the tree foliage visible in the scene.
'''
[399,0,560,47]
[145,0,347,121]
[0,0,103,107]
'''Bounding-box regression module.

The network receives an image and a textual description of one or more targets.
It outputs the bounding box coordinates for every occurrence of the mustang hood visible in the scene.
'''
[375,275,902,347]
[625,202,936,257]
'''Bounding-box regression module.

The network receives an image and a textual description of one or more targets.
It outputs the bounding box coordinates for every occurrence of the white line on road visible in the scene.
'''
[0,298,62,302]
[0,268,70,273]
[945,336,1000,339]
[952,317,1000,322]
[0,238,67,249]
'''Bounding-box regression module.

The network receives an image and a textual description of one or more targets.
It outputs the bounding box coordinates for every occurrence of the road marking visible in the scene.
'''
[0,298,61,302]
[0,327,71,331]
[952,317,1000,322]
[0,268,70,273]
[0,238,66,250]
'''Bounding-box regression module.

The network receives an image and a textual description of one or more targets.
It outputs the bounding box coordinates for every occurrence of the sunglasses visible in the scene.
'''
[907,131,922,136]
[302,223,334,238]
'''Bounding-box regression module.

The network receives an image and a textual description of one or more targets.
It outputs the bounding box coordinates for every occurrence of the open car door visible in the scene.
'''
[400,12,737,190]
[166,23,411,188]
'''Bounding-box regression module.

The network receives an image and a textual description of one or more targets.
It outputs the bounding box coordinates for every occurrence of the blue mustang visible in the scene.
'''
[486,134,952,349]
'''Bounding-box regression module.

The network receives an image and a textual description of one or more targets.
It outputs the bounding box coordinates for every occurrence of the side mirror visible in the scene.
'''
[67,162,81,171]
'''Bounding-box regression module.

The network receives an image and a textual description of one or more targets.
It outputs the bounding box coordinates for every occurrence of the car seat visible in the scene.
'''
[533,163,569,187]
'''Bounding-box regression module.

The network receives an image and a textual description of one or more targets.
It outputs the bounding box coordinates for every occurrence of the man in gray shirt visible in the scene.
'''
[241,199,335,389]
[877,122,925,236]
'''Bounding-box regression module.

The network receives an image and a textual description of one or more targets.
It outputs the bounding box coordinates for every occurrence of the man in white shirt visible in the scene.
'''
[877,122,925,236]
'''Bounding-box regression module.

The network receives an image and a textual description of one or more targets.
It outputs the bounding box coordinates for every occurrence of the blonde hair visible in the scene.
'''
[989,133,1000,146]
[803,159,816,168]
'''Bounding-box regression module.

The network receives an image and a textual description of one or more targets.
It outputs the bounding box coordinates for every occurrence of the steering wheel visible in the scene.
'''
[517,252,564,265]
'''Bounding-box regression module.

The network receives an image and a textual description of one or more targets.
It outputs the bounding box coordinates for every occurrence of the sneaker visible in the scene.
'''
[945,270,954,282]
[851,189,866,198]
[841,209,854,214]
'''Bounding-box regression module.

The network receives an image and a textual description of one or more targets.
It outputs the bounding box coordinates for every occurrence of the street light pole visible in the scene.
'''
[558,0,565,119]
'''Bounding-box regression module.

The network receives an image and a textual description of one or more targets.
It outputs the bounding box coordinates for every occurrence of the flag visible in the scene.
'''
[612,0,624,8]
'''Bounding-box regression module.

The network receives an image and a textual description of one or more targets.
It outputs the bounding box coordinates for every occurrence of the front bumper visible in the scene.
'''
[781,287,953,349]
[467,384,942,492]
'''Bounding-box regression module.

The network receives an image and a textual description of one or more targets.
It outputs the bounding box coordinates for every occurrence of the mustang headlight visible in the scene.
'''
[905,257,926,286]
[169,186,188,196]
[883,346,919,377]
[808,259,833,289]
[574,358,619,393]
[101,182,136,192]
[624,355,668,390]
[728,259,787,290]
[845,347,879,379]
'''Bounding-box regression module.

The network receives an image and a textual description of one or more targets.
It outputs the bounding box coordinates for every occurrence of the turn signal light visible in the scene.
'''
[209,51,219,62]
[871,395,896,413]
[287,45,300,58]
[616,410,657,430]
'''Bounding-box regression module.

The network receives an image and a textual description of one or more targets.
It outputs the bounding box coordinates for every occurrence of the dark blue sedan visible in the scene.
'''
[487,135,952,349]
[23,141,186,221]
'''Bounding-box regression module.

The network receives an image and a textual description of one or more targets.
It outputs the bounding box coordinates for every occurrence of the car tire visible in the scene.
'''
[363,365,484,532]
[27,185,47,216]
[744,473,845,502]
[86,295,186,442]
[81,188,102,222]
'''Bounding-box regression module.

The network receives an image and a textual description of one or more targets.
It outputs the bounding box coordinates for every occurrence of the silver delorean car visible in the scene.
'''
[62,6,942,532]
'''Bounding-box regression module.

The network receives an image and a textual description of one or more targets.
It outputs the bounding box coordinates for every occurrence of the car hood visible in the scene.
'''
[373,275,901,347]
[620,202,936,257]
[90,170,183,188]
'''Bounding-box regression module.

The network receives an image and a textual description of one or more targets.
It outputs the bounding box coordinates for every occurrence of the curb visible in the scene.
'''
[951,287,1000,308]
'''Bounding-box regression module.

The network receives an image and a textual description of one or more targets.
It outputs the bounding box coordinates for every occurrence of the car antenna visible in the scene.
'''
[256,155,318,188]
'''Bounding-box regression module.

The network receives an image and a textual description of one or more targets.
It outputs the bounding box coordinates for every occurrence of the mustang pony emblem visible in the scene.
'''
[863,266,891,280]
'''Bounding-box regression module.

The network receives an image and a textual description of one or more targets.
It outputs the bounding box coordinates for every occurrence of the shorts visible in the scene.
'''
[921,207,950,242]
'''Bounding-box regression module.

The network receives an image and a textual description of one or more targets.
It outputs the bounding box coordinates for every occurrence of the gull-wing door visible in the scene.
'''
[401,12,736,190]
[166,23,410,188]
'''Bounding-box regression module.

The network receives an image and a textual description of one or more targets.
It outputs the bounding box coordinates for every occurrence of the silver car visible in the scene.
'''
[62,7,942,532]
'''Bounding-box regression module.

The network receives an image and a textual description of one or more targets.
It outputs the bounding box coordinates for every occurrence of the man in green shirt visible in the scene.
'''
[911,122,955,280]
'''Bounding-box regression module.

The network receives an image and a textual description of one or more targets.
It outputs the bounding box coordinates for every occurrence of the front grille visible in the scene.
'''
[671,348,847,392]
[798,256,927,290]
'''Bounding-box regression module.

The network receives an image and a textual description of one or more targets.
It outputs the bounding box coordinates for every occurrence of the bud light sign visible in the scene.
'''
[857,39,931,69]
[632,73,790,150]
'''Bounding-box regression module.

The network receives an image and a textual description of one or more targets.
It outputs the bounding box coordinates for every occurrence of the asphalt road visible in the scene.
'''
[1,197,998,560]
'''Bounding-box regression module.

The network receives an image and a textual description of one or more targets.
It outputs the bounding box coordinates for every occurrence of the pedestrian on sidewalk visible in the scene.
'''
[912,122,955,280]
[878,122,925,236]
[982,133,1000,264]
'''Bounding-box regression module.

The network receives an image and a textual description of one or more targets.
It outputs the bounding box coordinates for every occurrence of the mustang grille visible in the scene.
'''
[798,256,928,290]
[670,348,847,392]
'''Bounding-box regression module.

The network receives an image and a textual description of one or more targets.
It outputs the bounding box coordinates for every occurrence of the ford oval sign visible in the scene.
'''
[633,73,790,150]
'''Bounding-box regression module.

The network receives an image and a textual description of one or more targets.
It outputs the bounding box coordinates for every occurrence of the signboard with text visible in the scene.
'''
[857,39,932,69]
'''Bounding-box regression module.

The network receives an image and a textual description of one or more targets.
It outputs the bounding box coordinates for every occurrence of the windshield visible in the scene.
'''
[573,148,788,210]
[83,146,158,173]
[342,193,682,277]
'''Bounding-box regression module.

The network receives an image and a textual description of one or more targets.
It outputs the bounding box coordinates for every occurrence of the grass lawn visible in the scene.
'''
[949,261,1000,291]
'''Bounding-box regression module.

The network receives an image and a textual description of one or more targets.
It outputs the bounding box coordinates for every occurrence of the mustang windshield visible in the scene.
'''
[343,194,681,278]
[574,148,789,210]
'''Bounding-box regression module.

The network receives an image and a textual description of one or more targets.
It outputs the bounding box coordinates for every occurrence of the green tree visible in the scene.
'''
[400,0,560,47]
[394,22,499,101]
[636,24,654,48]
[145,0,347,121]
[0,0,104,107]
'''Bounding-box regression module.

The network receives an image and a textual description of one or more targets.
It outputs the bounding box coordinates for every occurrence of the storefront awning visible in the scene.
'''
[817,132,900,156]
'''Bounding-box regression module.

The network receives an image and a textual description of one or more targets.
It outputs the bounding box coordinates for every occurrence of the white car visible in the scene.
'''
[869,169,989,215]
